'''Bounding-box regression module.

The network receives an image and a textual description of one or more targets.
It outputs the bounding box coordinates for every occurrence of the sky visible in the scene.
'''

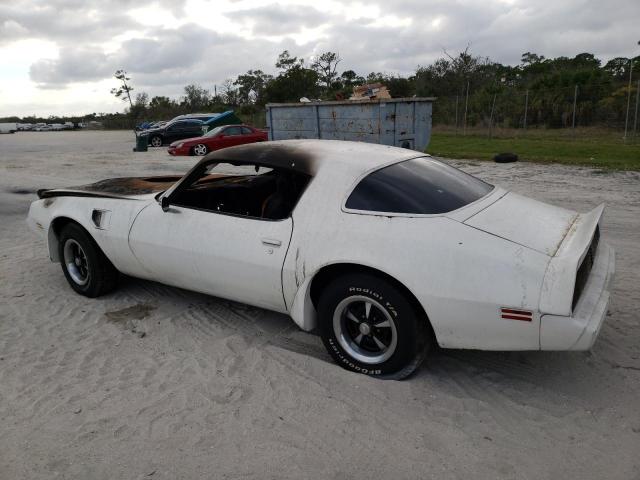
[0,0,638,117]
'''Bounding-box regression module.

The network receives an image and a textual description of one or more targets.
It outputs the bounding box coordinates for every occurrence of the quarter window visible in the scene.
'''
[345,157,494,215]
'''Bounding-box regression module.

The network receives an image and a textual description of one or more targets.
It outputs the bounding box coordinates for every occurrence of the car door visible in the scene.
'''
[128,199,292,313]
[164,122,183,143]
[221,126,245,147]
[241,126,260,143]
[212,127,232,149]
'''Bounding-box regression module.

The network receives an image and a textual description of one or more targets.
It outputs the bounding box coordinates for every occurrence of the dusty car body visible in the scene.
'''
[27,140,615,378]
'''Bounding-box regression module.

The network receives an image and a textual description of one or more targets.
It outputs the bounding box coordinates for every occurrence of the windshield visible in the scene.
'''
[204,126,225,137]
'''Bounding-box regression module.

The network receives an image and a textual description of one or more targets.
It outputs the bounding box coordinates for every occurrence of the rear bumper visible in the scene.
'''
[540,242,615,350]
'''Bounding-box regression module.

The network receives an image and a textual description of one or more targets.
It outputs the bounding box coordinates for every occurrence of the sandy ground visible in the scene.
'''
[1,130,639,480]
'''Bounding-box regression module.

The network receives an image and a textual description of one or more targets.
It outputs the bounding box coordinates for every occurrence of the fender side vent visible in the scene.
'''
[91,209,110,229]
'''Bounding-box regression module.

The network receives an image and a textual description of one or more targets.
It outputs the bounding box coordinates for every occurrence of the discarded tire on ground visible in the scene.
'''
[494,153,518,163]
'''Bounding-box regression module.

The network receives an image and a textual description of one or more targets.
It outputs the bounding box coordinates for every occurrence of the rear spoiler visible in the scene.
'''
[539,204,605,316]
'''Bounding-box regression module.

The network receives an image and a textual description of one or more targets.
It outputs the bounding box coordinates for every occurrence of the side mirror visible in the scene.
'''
[160,195,170,212]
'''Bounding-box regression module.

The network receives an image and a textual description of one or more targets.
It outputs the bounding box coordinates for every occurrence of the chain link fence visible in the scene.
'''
[432,81,640,142]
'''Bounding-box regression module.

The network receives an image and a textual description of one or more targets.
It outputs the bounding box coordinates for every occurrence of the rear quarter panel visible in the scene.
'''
[284,166,550,350]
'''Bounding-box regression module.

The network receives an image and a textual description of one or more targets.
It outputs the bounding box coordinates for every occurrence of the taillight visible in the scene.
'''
[501,308,533,321]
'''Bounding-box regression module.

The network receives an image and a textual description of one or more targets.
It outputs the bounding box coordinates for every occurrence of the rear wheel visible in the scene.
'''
[149,135,162,147]
[318,273,431,379]
[192,143,208,155]
[58,223,119,297]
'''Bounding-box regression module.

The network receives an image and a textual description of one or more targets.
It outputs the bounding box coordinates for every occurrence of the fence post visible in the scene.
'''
[633,79,639,141]
[624,59,634,141]
[488,93,497,139]
[571,84,578,134]
[454,95,459,135]
[523,89,529,131]
[463,81,469,136]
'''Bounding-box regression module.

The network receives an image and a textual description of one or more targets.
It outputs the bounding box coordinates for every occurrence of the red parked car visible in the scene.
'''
[168,124,267,156]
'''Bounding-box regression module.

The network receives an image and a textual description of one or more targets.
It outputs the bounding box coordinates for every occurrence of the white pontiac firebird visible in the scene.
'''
[27,140,615,379]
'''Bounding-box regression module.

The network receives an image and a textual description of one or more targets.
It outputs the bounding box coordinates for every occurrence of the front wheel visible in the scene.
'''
[192,143,208,155]
[318,273,431,379]
[58,223,119,297]
[149,135,162,147]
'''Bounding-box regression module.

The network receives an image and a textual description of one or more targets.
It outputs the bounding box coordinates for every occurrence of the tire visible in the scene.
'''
[318,273,431,379]
[149,135,163,147]
[58,223,119,297]
[494,152,518,163]
[192,143,208,156]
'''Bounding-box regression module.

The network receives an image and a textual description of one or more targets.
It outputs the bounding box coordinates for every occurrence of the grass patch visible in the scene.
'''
[426,128,640,170]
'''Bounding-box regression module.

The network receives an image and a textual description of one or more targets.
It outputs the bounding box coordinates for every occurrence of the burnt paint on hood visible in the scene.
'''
[37,175,182,199]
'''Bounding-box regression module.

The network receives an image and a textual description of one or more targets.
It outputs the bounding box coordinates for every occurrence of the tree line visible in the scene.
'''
[3,48,638,130]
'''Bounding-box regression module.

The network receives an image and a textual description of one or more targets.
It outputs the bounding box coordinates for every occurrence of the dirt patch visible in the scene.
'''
[7,188,33,195]
[105,303,156,337]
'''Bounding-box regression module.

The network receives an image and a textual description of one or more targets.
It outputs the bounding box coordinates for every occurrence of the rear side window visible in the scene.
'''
[345,157,493,214]
[224,126,242,135]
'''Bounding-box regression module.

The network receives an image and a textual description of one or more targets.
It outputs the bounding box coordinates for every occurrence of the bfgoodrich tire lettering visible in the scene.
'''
[58,223,119,298]
[318,273,430,379]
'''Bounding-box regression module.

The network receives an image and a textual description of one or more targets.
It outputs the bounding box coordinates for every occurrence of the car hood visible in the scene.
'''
[463,192,578,257]
[37,175,182,200]
[171,135,209,146]
[139,127,163,135]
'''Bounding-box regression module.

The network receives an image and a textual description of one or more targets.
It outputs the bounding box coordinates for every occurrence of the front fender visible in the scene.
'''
[27,198,59,261]
[27,195,152,277]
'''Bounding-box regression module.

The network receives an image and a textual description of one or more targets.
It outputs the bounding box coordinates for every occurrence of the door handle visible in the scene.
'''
[261,238,282,247]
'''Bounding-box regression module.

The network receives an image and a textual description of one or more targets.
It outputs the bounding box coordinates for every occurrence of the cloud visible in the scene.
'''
[2,0,640,116]
[26,23,285,90]
[30,47,114,86]
[0,1,142,46]
[224,4,331,36]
